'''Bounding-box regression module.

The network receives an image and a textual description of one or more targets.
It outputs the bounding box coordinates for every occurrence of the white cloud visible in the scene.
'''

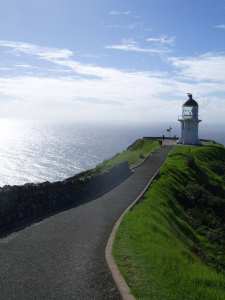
[15,64,33,68]
[109,10,131,16]
[170,53,225,82]
[146,35,175,46]
[106,22,143,30]
[106,39,170,54]
[0,40,225,123]
[214,24,225,30]
[0,40,73,60]
[0,72,184,122]
[0,67,12,71]
[0,40,181,121]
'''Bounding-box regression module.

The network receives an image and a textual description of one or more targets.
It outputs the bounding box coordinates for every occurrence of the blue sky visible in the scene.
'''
[0,0,225,123]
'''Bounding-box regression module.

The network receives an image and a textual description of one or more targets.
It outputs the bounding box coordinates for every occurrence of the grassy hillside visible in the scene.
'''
[113,143,225,300]
[97,138,160,172]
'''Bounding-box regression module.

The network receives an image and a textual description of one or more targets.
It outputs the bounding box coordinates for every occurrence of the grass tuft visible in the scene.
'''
[96,138,160,172]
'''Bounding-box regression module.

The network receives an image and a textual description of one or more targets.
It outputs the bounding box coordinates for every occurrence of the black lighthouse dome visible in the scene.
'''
[183,93,198,107]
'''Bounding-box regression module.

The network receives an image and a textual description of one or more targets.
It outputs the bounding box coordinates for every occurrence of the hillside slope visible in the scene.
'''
[114,143,225,300]
[0,138,159,236]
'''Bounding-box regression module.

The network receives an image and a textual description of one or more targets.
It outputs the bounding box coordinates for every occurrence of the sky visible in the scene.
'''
[0,0,225,123]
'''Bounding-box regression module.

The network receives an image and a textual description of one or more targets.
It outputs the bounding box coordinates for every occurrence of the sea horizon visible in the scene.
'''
[0,118,223,187]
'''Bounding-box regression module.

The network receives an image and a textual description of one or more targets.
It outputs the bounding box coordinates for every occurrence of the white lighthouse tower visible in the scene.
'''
[178,93,201,145]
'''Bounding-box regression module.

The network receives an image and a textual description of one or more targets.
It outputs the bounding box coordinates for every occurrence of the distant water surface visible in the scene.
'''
[0,119,223,186]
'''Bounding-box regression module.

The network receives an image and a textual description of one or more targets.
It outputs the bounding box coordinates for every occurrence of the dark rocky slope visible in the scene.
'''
[0,161,131,236]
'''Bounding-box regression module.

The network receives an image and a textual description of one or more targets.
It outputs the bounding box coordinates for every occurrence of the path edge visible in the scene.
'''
[105,166,161,300]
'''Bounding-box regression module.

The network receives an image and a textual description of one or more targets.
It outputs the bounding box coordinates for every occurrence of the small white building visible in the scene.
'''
[178,94,201,145]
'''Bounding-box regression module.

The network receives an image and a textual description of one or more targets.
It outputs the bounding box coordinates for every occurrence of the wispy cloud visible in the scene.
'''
[0,41,114,80]
[106,22,143,30]
[214,24,225,30]
[15,64,34,68]
[106,39,170,54]
[146,35,175,46]
[170,52,225,82]
[0,67,12,71]
[0,40,73,60]
[0,40,225,123]
[0,40,181,121]
[109,10,131,16]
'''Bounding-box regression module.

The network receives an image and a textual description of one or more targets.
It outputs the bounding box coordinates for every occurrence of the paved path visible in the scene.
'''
[162,138,178,146]
[0,146,171,300]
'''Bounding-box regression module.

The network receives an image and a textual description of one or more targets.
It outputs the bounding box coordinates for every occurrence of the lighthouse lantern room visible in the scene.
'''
[178,94,201,145]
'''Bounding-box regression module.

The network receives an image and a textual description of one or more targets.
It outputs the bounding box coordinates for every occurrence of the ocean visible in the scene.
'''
[0,119,224,186]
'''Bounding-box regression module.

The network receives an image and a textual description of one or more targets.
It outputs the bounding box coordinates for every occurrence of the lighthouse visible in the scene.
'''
[178,93,201,145]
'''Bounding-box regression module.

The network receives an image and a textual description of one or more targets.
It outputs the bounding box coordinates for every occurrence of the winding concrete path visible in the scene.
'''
[0,146,171,300]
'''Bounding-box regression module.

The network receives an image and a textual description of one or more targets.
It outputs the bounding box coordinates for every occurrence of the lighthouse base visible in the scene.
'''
[177,138,201,146]
[179,119,201,145]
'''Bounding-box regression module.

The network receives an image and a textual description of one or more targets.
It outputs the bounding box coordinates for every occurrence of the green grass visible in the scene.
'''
[113,143,225,300]
[72,138,160,182]
[96,138,160,172]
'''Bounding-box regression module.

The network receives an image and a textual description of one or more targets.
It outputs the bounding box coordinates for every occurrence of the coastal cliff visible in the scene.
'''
[0,138,159,236]
[0,161,131,236]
